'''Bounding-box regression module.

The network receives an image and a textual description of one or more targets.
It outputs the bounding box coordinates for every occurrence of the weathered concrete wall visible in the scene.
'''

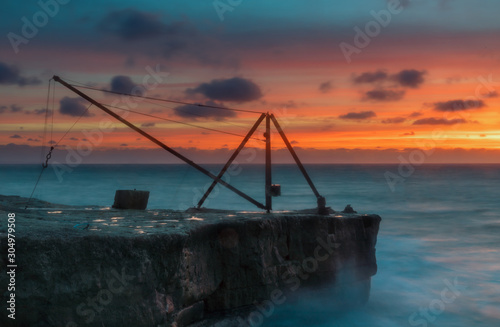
[0,199,380,327]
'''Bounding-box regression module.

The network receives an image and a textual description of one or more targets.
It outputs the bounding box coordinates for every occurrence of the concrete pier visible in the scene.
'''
[0,195,381,327]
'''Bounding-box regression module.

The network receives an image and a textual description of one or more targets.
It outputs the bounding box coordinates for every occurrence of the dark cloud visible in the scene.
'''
[353,70,388,84]
[33,108,52,116]
[433,99,485,112]
[69,137,79,141]
[120,144,128,146]
[400,131,415,136]
[163,39,189,59]
[0,62,41,86]
[413,118,467,125]
[483,91,498,98]
[110,75,143,95]
[27,138,40,142]
[96,10,234,69]
[354,69,425,89]
[10,134,22,139]
[391,69,426,88]
[409,111,422,118]
[186,77,262,103]
[173,101,237,121]
[0,104,24,114]
[10,104,22,113]
[141,122,155,127]
[319,81,333,93]
[59,97,92,117]
[338,111,376,120]
[363,89,405,102]
[382,117,406,124]
[99,9,167,40]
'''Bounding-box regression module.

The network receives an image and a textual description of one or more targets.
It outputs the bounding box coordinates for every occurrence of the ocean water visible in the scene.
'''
[1,164,500,326]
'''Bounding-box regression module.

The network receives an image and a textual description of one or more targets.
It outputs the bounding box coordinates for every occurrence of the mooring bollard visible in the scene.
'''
[112,190,150,210]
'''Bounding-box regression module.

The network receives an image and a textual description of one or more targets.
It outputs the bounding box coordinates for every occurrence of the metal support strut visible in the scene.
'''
[197,113,266,208]
[265,113,272,212]
[53,76,326,213]
[270,114,327,214]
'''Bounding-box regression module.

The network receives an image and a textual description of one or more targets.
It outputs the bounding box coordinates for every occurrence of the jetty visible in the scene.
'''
[0,195,380,327]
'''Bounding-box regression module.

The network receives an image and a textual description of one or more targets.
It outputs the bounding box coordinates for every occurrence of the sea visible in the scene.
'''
[1,163,499,326]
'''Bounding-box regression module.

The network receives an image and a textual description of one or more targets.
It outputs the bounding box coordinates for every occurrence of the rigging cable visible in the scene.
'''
[25,86,93,209]
[40,79,52,162]
[61,77,267,140]
[67,83,264,114]
[27,79,54,209]
[52,103,93,147]
[103,103,265,142]
[140,97,263,136]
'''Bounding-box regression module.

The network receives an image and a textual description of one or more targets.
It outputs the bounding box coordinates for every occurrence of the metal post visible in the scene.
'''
[265,113,272,212]
[53,75,266,210]
[270,114,325,211]
[197,113,266,208]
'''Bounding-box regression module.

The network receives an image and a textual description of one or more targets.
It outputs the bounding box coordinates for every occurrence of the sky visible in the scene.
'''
[1,0,500,163]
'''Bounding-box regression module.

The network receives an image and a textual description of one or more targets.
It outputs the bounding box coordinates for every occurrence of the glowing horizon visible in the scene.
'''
[1,0,500,163]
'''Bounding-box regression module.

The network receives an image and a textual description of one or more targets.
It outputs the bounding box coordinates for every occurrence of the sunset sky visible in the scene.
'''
[1,0,500,163]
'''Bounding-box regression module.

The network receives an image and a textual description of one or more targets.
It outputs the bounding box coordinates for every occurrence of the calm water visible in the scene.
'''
[1,164,499,326]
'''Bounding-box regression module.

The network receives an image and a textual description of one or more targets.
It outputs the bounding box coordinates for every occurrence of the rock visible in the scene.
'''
[342,204,357,213]
[176,301,204,327]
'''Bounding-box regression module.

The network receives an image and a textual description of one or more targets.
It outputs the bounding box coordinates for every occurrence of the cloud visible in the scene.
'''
[186,77,262,103]
[9,134,22,139]
[433,99,486,111]
[0,62,41,86]
[59,97,92,117]
[400,131,415,136]
[409,111,422,118]
[9,104,22,113]
[0,104,24,114]
[339,111,376,120]
[141,122,155,127]
[27,138,40,142]
[318,81,333,93]
[99,9,167,40]
[391,69,426,88]
[69,137,79,141]
[353,70,388,84]
[483,91,498,98]
[413,118,467,125]
[354,69,425,89]
[173,101,237,121]
[363,89,405,102]
[382,117,406,124]
[110,75,143,95]
[33,108,52,116]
